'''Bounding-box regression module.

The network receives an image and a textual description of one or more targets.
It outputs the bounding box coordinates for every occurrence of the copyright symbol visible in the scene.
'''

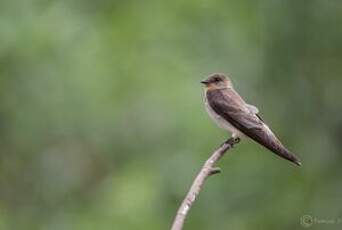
[301,215,313,228]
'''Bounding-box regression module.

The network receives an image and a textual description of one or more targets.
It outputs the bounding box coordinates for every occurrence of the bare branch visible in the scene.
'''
[170,137,240,230]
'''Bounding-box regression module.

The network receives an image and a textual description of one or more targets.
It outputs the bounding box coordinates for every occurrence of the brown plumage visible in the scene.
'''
[202,73,301,166]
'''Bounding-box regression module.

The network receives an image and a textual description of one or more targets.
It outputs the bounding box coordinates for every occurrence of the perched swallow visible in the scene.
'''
[201,73,301,166]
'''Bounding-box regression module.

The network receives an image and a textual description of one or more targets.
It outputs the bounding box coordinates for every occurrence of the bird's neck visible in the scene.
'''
[205,85,232,91]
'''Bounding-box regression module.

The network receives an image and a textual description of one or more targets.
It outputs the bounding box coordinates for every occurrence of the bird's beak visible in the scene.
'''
[200,80,209,85]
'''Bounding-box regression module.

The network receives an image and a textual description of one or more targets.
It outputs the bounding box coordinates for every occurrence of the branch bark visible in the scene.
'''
[170,137,240,230]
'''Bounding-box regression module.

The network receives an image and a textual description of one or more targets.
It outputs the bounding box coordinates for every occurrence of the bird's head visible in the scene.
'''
[200,73,232,90]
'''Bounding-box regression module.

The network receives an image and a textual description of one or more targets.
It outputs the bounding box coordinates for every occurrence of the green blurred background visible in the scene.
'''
[1,0,342,229]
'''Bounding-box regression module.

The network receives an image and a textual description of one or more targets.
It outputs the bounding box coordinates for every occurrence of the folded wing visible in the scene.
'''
[206,89,301,166]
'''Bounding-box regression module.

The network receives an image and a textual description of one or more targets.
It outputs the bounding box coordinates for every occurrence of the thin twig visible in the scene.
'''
[170,137,240,230]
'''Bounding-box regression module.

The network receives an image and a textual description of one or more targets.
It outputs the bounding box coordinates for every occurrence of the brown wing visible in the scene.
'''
[206,88,264,130]
[206,88,301,166]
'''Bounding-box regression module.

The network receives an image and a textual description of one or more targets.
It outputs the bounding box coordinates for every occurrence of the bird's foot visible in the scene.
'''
[224,137,240,147]
[233,137,240,144]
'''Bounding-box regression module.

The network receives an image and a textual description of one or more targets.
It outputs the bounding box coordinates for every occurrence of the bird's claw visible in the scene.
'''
[224,137,240,147]
[233,137,240,144]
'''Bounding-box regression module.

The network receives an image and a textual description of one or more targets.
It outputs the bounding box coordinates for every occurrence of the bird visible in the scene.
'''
[201,73,301,166]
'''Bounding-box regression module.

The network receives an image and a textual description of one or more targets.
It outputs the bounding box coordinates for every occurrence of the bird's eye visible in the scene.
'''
[214,78,220,82]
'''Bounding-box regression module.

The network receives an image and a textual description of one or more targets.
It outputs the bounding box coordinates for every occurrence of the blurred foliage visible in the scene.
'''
[1,0,342,229]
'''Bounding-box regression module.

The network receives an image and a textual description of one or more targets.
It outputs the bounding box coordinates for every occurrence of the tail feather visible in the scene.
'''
[269,145,302,166]
[256,132,302,166]
[243,125,302,166]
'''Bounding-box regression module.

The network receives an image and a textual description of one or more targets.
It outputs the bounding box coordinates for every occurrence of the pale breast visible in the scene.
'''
[204,93,245,138]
